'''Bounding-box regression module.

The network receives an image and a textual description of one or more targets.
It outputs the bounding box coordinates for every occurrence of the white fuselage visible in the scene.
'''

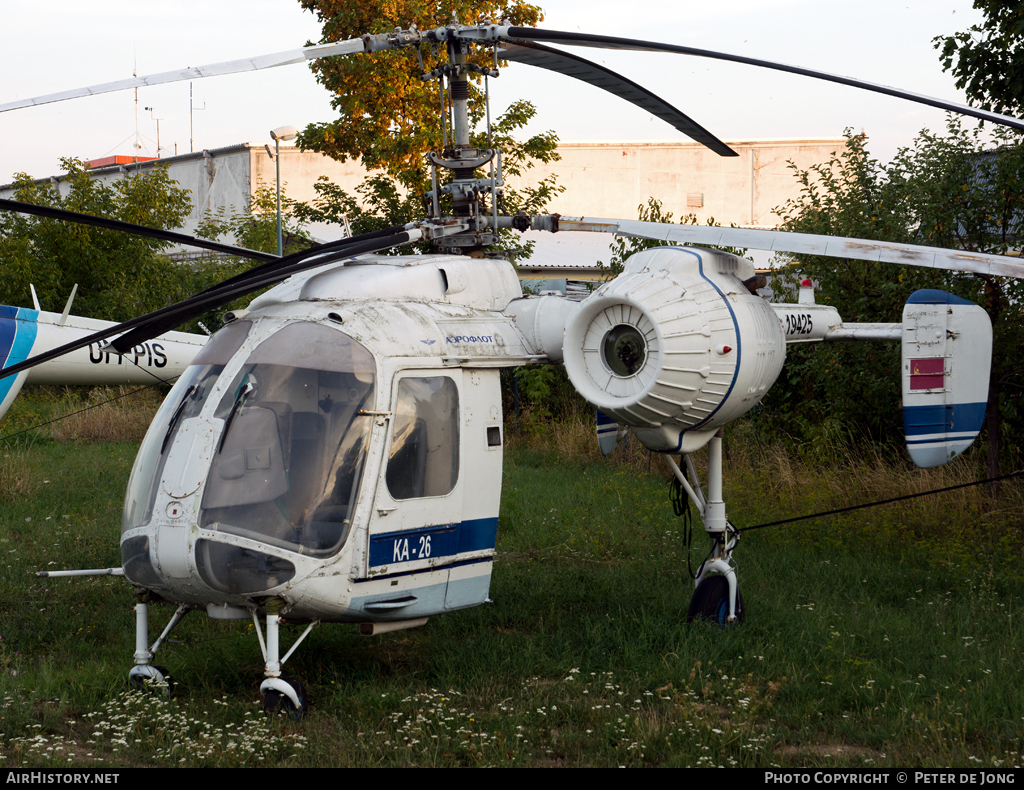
[26,311,205,385]
[120,254,546,623]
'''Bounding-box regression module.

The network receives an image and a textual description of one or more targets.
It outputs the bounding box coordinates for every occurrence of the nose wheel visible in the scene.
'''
[128,664,174,695]
[253,605,318,721]
[261,676,308,719]
[128,601,189,695]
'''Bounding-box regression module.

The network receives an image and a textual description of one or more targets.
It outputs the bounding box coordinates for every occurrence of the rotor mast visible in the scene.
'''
[412,24,502,252]
[449,39,471,150]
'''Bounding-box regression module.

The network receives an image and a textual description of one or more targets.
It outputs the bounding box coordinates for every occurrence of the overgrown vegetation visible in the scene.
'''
[1,386,1021,768]
[0,158,273,337]
[767,122,1024,480]
[0,159,194,322]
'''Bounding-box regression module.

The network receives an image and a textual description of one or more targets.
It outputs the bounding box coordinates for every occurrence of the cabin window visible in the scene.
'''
[386,376,459,500]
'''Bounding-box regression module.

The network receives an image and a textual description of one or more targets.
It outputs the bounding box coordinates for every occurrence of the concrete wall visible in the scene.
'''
[506,139,845,228]
[0,144,368,244]
[1,137,845,246]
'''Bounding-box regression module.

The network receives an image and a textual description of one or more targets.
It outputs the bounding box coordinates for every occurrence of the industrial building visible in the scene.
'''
[0,137,846,291]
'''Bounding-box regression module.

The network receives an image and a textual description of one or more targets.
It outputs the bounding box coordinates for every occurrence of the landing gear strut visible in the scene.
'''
[252,599,318,719]
[665,430,743,625]
[129,598,190,693]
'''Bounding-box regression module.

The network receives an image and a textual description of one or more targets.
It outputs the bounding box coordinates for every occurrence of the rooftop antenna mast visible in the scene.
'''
[133,45,140,165]
[144,106,165,157]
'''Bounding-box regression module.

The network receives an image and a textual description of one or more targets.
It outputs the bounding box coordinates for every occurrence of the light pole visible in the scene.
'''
[269,126,299,257]
[144,106,165,157]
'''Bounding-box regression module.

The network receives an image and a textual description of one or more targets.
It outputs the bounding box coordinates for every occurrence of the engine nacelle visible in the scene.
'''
[564,247,786,453]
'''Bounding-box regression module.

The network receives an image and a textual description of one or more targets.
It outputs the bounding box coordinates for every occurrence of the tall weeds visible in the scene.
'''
[47,387,164,443]
[506,412,1024,563]
[0,451,35,502]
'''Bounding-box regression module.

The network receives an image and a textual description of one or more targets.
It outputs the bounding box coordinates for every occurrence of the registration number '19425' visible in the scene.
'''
[784,313,814,336]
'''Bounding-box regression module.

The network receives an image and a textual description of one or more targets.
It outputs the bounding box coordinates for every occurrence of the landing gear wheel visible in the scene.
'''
[687,575,744,626]
[128,664,174,695]
[262,676,307,720]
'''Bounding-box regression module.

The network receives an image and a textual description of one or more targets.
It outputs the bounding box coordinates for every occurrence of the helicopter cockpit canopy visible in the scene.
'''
[121,319,377,594]
[199,321,375,551]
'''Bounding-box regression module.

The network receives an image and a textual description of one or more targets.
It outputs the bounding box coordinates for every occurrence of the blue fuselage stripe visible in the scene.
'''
[353,555,493,584]
[368,516,499,568]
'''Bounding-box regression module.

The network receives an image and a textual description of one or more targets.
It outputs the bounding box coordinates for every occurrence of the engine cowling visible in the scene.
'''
[563,246,786,453]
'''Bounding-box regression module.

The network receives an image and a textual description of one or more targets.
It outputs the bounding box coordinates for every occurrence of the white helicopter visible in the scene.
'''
[1,20,1021,719]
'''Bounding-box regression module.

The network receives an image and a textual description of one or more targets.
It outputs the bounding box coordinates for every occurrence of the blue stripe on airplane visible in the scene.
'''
[0,306,39,403]
[906,289,976,307]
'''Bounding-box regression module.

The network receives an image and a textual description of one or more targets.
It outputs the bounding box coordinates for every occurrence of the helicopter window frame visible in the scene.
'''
[121,320,253,536]
[196,321,378,561]
[384,374,461,502]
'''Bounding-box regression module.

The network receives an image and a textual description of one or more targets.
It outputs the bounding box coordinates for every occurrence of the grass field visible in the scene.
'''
[0,388,1022,768]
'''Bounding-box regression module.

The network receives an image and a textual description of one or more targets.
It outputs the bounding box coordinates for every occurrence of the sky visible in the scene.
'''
[0,0,991,185]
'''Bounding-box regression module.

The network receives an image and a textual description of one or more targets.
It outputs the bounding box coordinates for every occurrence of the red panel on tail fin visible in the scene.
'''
[909,357,944,390]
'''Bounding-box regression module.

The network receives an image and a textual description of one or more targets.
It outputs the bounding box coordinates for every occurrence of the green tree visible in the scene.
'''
[292,1,561,257]
[296,0,544,175]
[196,178,314,256]
[766,124,1024,476]
[0,158,196,322]
[934,1,1024,116]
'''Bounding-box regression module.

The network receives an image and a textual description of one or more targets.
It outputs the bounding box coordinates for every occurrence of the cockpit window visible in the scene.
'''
[121,320,251,535]
[198,322,375,559]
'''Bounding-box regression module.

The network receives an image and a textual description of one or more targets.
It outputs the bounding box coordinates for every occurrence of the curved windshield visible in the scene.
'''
[121,321,251,535]
[199,322,375,559]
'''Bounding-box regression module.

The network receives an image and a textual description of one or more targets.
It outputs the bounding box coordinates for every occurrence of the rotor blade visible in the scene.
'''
[0,38,367,113]
[502,27,1024,133]
[0,199,277,262]
[110,227,423,352]
[0,229,421,382]
[197,223,407,296]
[553,216,1024,280]
[498,42,737,157]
